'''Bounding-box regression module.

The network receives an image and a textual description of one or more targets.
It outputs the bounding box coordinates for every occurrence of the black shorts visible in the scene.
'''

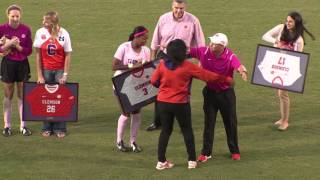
[1,57,31,83]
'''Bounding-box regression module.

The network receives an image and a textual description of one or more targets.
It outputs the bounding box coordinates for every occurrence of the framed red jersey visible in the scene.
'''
[23,82,79,122]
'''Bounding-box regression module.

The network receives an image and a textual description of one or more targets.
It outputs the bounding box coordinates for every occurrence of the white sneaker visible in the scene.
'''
[156,161,174,170]
[188,161,197,169]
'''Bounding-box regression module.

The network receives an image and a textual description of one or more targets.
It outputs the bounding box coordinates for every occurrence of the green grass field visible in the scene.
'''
[0,0,319,179]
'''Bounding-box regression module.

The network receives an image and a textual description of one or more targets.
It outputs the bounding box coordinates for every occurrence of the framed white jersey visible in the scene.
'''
[251,44,310,93]
[112,59,160,113]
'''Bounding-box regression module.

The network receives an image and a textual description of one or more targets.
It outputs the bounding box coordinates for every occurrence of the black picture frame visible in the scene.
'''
[112,59,160,114]
[251,44,310,93]
[23,82,79,122]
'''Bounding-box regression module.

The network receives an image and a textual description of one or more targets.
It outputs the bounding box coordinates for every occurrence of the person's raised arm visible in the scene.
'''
[237,64,248,82]
[262,24,283,44]
[150,61,162,88]
[190,62,233,85]
[112,58,129,71]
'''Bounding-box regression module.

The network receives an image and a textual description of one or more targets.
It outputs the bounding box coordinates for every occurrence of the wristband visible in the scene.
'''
[128,63,133,69]
[63,72,68,76]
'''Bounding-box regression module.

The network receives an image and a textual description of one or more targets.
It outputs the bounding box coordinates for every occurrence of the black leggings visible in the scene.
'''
[153,101,161,126]
[157,101,196,162]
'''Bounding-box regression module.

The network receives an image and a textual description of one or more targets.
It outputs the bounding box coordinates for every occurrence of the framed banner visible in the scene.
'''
[112,59,160,114]
[23,82,79,122]
[251,44,310,93]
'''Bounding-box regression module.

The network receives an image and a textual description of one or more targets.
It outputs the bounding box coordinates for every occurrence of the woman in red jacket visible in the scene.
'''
[151,39,233,170]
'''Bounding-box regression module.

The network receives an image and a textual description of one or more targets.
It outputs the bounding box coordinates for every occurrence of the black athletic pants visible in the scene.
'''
[157,101,196,162]
[151,50,169,127]
[201,86,240,156]
[152,50,191,127]
[153,101,161,126]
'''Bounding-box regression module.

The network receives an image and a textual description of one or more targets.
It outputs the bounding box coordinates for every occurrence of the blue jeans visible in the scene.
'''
[43,69,63,84]
[42,69,67,133]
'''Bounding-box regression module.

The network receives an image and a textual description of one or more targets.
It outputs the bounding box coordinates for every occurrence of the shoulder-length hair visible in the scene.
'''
[166,39,187,66]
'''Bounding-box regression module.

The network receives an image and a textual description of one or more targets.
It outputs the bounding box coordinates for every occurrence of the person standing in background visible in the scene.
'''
[34,11,72,138]
[147,0,205,131]
[0,4,32,137]
[112,26,150,152]
[262,11,315,131]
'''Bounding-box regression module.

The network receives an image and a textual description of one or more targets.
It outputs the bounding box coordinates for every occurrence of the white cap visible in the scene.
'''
[208,33,228,47]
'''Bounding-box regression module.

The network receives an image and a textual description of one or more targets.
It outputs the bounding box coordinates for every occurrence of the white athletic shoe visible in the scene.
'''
[188,161,197,169]
[156,161,174,170]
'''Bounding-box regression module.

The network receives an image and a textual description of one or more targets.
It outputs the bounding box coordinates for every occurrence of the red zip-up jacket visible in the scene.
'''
[151,59,233,103]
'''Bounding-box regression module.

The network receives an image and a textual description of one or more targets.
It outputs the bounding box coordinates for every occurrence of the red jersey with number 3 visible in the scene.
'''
[33,27,72,70]
[26,85,75,116]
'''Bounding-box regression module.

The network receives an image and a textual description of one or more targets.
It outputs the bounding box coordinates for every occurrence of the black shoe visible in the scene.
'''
[146,123,160,131]
[131,142,142,153]
[2,127,12,137]
[20,127,32,136]
[116,140,130,152]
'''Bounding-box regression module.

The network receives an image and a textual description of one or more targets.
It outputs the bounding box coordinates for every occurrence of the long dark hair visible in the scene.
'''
[280,11,315,44]
[128,26,148,41]
[166,39,187,66]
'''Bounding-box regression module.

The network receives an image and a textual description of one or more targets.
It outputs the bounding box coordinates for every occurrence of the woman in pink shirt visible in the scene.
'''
[112,26,150,153]
[0,5,32,137]
[262,11,315,130]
